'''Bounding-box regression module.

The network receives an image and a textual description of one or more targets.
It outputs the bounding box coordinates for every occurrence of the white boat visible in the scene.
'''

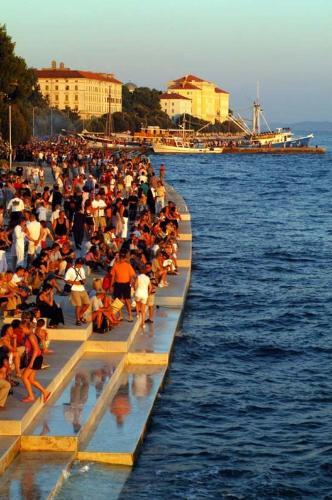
[152,138,223,154]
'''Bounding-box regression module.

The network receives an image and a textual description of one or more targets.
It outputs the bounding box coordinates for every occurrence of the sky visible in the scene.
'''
[2,0,332,123]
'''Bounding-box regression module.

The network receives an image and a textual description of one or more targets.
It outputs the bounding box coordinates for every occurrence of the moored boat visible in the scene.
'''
[230,97,314,148]
[152,138,223,154]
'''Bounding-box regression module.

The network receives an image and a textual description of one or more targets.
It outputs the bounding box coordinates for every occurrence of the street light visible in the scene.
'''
[32,106,36,137]
[50,108,53,137]
[9,103,12,170]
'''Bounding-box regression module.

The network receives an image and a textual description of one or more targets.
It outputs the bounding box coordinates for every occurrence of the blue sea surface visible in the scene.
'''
[61,133,332,499]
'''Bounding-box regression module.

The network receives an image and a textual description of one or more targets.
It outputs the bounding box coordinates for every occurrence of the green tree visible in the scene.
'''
[0,24,46,148]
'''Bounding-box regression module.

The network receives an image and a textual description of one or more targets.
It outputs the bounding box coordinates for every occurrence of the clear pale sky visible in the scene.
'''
[2,0,332,122]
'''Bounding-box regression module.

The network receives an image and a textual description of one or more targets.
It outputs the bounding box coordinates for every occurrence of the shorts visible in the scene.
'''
[135,293,148,305]
[32,355,43,370]
[147,294,155,307]
[71,290,90,306]
[94,216,106,229]
[113,282,131,300]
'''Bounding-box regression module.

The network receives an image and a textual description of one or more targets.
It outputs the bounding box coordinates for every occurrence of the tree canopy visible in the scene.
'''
[0,24,46,148]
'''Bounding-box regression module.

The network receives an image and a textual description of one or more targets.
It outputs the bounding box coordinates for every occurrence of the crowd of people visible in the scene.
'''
[0,140,182,410]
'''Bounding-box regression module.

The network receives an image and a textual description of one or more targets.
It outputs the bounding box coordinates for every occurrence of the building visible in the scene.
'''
[159,92,192,120]
[166,74,229,124]
[36,61,122,119]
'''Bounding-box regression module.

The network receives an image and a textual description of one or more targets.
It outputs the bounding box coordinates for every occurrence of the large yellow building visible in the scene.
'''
[166,74,229,124]
[36,61,122,119]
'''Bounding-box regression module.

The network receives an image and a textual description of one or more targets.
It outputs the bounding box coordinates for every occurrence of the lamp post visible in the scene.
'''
[106,87,112,137]
[50,108,53,137]
[9,103,12,170]
[32,106,35,137]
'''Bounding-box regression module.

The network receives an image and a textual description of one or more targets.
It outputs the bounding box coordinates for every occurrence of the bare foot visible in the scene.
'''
[43,392,51,404]
[21,397,35,403]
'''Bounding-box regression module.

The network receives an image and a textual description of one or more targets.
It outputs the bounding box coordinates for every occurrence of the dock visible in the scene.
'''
[223,146,326,154]
[0,185,192,497]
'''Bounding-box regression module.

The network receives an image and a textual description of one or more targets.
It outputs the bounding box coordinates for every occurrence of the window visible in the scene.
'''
[55,95,58,101]
[65,95,68,101]
[55,85,58,90]
[45,85,49,91]
[75,95,78,101]
[65,85,69,90]
[75,85,78,91]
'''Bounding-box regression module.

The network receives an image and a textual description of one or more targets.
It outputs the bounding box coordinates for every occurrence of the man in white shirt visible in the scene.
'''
[124,171,133,195]
[91,193,107,230]
[64,258,90,326]
[7,195,24,227]
[12,219,36,267]
[26,213,41,263]
[50,205,61,224]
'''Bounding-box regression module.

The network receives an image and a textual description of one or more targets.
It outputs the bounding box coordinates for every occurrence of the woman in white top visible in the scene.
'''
[134,268,151,329]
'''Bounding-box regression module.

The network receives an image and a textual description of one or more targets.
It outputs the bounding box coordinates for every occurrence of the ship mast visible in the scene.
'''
[252,81,261,135]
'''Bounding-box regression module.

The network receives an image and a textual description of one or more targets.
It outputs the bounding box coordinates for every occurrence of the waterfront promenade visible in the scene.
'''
[0,156,191,497]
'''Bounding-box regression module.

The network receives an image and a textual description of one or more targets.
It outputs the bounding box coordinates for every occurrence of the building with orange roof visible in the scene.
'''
[166,74,229,123]
[159,92,192,120]
[36,61,122,119]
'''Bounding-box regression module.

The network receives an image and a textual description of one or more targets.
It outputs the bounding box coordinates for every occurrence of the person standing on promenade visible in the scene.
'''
[0,354,11,410]
[64,258,90,326]
[6,193,24,228]
[21,320,51,404]
[159,163,166,181]
[134,266,151,329]
[110,251,136,322]
[26,213,41,264]
[71,207,86,250]
[92,192,107,231]
[12,219,36,268]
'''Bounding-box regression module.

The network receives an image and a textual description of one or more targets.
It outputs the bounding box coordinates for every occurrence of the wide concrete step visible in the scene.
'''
[178,218,192,236]
[128,307,182,364]
[0,450,73,499]
[77,365,166,466]
[0,436,20,475]
[0,341,84,436]
[177,240,192,267]
[86,317,140,353]
[155,266,191,307]
[49,459,132,500]
[21,353,124,452]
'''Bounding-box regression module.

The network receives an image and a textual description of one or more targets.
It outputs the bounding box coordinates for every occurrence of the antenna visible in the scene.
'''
[256,80,260,103]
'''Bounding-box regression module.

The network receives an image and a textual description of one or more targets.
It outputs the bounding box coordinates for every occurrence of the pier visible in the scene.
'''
[223,146,326,154]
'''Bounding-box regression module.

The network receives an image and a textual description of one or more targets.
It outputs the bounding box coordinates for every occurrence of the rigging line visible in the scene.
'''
[261,112,272,132]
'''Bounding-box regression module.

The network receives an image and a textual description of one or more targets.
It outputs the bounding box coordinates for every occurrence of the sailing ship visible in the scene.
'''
[229,98,314,148]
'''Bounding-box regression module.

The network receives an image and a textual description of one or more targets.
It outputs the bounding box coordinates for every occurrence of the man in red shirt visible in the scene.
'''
[110,251,136,322]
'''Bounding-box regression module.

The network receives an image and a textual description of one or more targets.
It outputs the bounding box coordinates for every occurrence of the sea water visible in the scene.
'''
[58,133,332,499]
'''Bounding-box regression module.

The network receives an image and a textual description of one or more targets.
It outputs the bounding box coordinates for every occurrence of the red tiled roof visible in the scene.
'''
[168,83,200,90]
[160,92,191,100]
[174,74,205,83]
[36,69,122,84]
[215,87,229,94]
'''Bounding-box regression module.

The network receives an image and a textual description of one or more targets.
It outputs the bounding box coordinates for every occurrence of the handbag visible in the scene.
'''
[110,298,124,314]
